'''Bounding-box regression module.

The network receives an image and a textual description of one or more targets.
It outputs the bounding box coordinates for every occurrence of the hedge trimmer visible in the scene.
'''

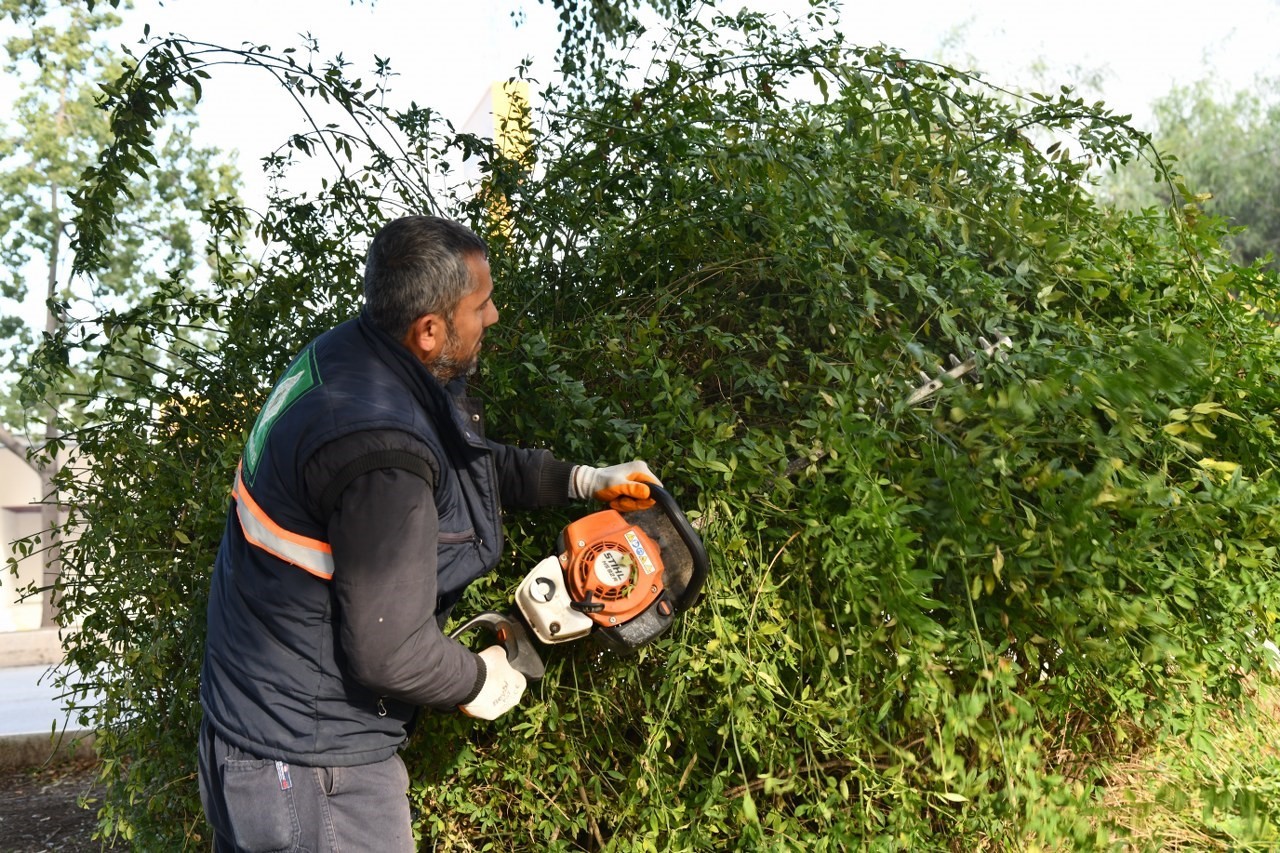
[903,333,1013,405]
[452,486,709,680]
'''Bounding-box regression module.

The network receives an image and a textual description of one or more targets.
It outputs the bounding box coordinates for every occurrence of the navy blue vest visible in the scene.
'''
[201,315,502,765]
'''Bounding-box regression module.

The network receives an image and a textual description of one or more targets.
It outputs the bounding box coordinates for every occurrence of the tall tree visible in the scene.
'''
[0,0,238,626]
[1103,76,1280,270]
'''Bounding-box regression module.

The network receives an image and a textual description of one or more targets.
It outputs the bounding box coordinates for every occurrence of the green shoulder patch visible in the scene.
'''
[243,347,321,483]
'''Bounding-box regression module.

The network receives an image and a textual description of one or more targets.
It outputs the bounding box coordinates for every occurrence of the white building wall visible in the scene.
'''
[0,447,45,632]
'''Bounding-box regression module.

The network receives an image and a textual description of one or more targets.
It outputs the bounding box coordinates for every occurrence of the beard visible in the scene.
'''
[427,319,481,384]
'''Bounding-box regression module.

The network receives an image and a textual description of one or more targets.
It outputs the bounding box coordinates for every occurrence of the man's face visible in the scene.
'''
[428,252,500,384]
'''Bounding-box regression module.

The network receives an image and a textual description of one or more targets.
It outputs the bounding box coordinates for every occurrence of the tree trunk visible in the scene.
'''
[40,182,61,630]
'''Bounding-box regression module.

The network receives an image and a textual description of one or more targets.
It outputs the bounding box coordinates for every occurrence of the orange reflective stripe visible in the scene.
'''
[233,464,334,580]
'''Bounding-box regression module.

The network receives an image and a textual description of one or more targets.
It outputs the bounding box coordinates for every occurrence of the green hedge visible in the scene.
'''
[23,6,1280,849]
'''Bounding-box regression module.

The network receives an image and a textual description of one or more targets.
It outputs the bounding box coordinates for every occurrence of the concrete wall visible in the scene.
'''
[0,731,96,770]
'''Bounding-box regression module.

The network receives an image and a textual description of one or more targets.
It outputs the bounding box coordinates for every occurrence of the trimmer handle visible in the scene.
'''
[450,611,545,682]
[646,485,709,613]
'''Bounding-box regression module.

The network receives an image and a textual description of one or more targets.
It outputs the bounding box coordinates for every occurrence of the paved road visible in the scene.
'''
[0,664,93,737]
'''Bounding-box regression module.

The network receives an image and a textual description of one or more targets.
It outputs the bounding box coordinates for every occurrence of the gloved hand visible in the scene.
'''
[459,645,527,720]
[570,461,662,512]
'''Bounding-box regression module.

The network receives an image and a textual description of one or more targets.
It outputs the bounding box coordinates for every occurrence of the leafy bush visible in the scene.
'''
[25,4,1280,848]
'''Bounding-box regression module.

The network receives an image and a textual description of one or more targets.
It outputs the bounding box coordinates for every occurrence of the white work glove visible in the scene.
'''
[570,461,663,512]
[459,645,527,720]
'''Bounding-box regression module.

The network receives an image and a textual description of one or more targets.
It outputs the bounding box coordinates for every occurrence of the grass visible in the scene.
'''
[1091,679,1280,851]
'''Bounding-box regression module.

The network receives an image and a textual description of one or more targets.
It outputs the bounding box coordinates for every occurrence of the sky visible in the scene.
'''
[4,0,1280,330]
[115,0,1280,190]
[853,0,1280,117]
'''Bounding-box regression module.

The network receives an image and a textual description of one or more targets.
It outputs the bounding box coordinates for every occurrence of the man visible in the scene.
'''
[197,215,658,851]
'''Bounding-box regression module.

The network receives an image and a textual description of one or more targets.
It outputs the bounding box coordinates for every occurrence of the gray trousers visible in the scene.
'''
[198,717,414,852]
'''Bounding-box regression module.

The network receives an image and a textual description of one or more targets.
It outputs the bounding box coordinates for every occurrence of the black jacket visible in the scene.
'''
[201,314,572,766]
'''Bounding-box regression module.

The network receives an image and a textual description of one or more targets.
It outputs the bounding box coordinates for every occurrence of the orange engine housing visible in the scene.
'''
[558,509,666,627]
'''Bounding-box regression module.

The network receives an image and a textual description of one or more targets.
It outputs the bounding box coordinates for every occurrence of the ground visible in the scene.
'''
[0,758,123,852]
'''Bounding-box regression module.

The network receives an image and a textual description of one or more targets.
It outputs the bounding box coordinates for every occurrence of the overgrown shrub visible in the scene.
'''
[22,4,1280,848]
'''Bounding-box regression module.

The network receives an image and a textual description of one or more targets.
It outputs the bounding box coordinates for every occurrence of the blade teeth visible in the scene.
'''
[902,331,1016,406]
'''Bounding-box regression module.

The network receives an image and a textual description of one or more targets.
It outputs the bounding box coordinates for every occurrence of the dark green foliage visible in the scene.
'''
[24,4,1280,848]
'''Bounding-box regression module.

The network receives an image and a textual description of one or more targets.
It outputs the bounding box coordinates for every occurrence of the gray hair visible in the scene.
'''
[363,216,488,340]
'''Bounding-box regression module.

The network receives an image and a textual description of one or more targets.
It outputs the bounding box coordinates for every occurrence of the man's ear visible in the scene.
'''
[401,313,447,363]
